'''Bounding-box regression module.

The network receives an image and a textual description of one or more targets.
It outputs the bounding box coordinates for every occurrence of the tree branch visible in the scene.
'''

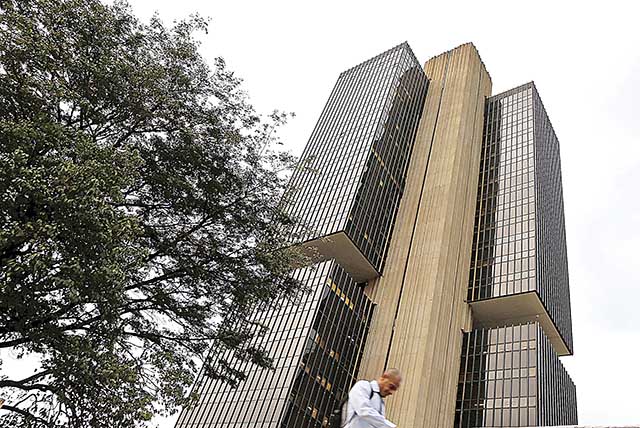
[124,268,187,291]
[1,404,51,426]
[16,370,53,385]
[0,337,30,349]
[0,379,57,393]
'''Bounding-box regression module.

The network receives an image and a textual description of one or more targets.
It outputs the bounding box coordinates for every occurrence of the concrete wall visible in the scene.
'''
[358,43,492,428]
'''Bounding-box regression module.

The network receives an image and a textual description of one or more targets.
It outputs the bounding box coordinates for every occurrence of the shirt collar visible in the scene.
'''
[370,380,381,393]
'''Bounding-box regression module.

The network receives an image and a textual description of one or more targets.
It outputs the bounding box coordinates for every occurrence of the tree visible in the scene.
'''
[0,0,307,426]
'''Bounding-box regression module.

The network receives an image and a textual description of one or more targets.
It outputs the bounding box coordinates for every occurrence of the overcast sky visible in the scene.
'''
[125,1,640,426]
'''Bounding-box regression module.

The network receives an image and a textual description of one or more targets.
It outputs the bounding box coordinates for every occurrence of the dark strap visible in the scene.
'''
[370,384,382,413]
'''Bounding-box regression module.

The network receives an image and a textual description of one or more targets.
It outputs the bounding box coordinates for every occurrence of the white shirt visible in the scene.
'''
[344,380,396,428]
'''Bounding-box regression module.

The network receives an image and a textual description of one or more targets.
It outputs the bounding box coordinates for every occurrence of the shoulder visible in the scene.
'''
[351,379,373,392]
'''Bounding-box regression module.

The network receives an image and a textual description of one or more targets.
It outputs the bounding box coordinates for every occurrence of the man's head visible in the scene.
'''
[377,368,402,397]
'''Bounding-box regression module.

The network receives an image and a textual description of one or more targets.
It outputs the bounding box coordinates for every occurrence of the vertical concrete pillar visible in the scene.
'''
[360,43,492,428]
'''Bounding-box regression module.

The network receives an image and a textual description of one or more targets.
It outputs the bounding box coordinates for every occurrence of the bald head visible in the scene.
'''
[384,368,402,380]
[378,368,402,397]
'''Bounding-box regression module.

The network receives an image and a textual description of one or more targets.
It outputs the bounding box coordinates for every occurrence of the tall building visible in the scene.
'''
[455,83,576,427]
[285,42,428,280]
[175,42,428,428]
[175,43,576,428]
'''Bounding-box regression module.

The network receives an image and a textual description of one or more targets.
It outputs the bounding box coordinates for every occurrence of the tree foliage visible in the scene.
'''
[0,0,306,426]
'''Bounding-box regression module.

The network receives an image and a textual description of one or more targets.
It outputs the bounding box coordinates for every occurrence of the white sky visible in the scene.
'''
[129,0,638,426]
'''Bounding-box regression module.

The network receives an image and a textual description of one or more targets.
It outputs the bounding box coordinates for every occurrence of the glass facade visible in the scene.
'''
[286,42,428,274]
[455,323,577,428]
[175,260,374,428]
[531,90,573,353]
[467,83,573,351]
[176,48,579,428]
[279,264,374,428]
[459,83,577,427]
[176,43,427,428]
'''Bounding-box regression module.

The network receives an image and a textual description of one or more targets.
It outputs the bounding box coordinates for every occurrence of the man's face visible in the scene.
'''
[379,375,401,397]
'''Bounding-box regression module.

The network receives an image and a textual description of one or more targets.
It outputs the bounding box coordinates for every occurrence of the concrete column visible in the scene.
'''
[359,43,491,428]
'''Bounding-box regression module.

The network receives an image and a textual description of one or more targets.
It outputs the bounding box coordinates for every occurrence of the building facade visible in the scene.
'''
[285,42,428,280]
[467,83,573,355]
[456,323,577,428]
[176,260,375,428]
[455,83,576,427]
[175,42,428,428]
[176,44,576,428]
[357,43,493,428]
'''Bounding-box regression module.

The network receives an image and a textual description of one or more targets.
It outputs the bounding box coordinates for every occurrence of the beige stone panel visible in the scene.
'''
[386,48,460,425]
[397,45,475,427]
[436,53,493,428]
[358,52,450,380]
[360,43,491,428]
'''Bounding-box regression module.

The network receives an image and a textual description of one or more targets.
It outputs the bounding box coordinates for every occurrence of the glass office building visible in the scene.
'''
[176,47,578,428]
[286,42,428,280]
[455,323,577,428]
[456,83,576,427]
[467,83,573,356]
[175,43,428,428]
[175,260,374,428]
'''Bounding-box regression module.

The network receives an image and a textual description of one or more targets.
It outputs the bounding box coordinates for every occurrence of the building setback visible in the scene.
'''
[175,43,576,428]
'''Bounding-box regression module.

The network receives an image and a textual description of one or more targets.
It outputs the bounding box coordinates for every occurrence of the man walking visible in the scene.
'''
[343,368,402,428]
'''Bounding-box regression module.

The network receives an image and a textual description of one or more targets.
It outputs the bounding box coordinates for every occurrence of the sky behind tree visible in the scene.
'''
[123,1,640,426]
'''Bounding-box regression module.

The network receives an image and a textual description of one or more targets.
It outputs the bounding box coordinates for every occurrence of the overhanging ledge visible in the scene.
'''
[468,291,572,356]
[294,231,379,282]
